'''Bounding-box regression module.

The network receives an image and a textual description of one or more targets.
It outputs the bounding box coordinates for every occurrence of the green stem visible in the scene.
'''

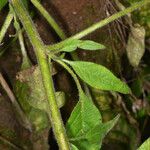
[10,0,70,149]
[55,58,82,92]
[14,14,31,69]
[46,0,149,50]
[32,1,92,97]
[31,0,66,40]
[0,10,13,44]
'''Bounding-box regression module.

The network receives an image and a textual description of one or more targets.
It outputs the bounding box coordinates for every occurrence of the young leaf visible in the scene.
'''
[78,40,105,50]
[66,92,119,150]
[60,39,81,52]
[138,138,150,150]
[60,39,105,52]
[0,0,7,11]
[63,60,131,94]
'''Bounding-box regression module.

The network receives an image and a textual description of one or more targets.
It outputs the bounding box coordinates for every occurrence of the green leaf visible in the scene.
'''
[78,40,105,50]
[66,92,102,150]
[0,0,7,11]
[60,39,105,52]
[66,92,119,150]
[138,138,150,150]
[60,39,81,52]
[64,60,131,94]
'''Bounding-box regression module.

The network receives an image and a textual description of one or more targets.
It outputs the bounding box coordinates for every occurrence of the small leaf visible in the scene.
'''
[138,138,150,150]
[64,60,131,94]
[60,39,81,52]
[0,0,7,11]
[126,24,145,67]
[78,40,105,50]
[60,39,105,52]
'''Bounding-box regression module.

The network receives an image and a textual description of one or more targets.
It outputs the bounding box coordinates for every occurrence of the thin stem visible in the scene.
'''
[13,14,31,69]
[46,0,149,50]
[0,135,22,150]
[55,58,82,92]
[33,1,92,97]
[31,0,66,40]
[10,0,70,149]
[0,72,32,131]
[0,10,13,44]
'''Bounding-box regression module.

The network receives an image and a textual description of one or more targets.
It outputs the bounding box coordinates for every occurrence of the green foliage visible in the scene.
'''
[1,0,149,149]
[66,91,119,150]
[63,60,131,94]
[59,39,105,52]
[138,138,150,150]
[0,0,7,11]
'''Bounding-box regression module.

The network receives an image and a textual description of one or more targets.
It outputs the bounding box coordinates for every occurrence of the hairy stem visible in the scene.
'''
[46,0,149,50]
[31,0,66,40]
[0,72,32,131]
[31,0,93,97]
[10,0,70,149]
[55,59,82,92]
[0,10,13,44]
[14,15,31,69]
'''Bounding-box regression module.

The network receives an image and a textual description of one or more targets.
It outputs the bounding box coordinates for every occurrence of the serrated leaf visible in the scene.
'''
[63,60,131,94]
[0,0,7,11]
[66,92,119,150]
[66,92,102,149]
[60,39,105,52]
[126,24,145,67]
[138,138,150,150]
[99,115,120,141]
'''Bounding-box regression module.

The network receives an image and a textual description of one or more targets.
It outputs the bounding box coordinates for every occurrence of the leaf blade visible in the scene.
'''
[66,92,119,150]
[64,60,131,94]
[79,40,105,50]
[59,39,105,52]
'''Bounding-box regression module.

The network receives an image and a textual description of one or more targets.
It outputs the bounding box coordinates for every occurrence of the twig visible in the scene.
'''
[0,10,13,44]
[31,0,66,40]
[0,72,32,131]
[0,135,22,150]
[46,0,149,50]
